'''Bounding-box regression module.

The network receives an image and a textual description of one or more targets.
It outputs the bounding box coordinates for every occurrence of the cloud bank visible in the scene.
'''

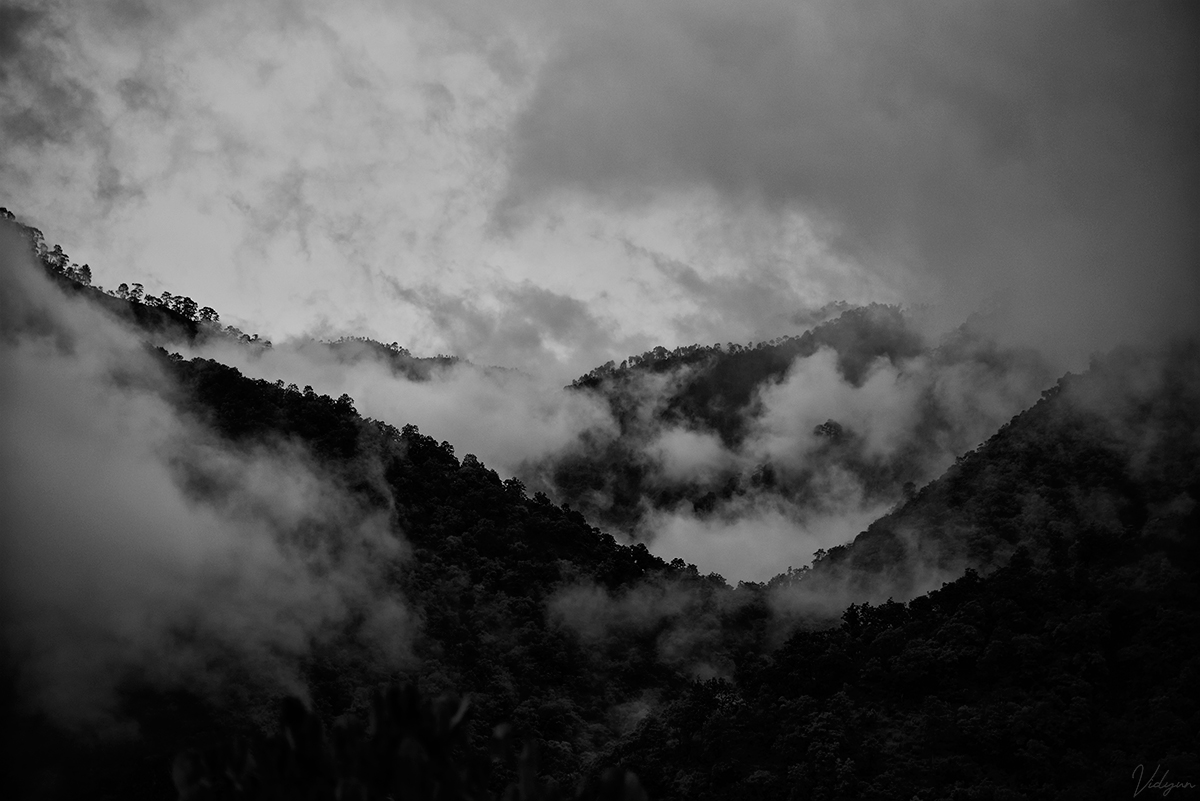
[0,226,412,729]
[12,1,1190,377]
[181,334,619,483]
[503,0,1200,360]
[537,318,1055,583]
[3,0,1193,594]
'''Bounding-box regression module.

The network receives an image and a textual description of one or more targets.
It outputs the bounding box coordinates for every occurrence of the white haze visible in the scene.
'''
[2,0,1193,591]
[176,323,1053,585]
[644,499,886,587]
[182,336,618,481]
[576,343,1050,583]
[747,346,1051,469]
[549,577,742,681]
[0,230,413,730]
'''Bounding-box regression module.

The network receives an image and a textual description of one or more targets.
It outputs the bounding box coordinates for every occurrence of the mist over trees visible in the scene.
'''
[1,212,1197,799]
[536,304,1056,579]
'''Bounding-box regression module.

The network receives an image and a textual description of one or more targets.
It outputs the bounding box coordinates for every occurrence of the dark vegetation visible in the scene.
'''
[796,341,1200,598]
[549,305,1052,533]
[172,685,647,801]
[621,343,1200,799]
[0,207,458,381]
[2,211,1197,799]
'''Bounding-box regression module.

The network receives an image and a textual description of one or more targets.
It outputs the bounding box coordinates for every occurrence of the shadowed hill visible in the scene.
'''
[3,345,705,798]
[570,304,923,444]
[597,343,1199,800]
[545,305,1053,535]
[796,341,1200,602]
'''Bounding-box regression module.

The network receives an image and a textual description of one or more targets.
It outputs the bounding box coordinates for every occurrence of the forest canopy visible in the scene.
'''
[0,211,1196,800]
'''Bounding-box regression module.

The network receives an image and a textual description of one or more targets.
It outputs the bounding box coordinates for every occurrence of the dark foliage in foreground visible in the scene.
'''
[605,343,1200,799]
[615,551,1199,800]
[174,684,647,801]
[3,348,701,798]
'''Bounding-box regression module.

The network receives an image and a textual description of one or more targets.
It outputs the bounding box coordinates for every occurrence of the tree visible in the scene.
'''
[173,685,649,801]
[813,420,844,440]
[67,263,92,286]
[173,295,198,320]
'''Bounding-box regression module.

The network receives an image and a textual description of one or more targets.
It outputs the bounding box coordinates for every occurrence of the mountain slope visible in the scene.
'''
[797,342,1200,600]
[542,305,1054,543]
[3,212,1197,799]
[600,343,1200,800]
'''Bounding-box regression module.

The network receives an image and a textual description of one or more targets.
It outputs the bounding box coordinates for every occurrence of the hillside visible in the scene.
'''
[1,214,1197,799]
[541,305,1054,539]
[801,342,1200,598]
[580,342,1200,799]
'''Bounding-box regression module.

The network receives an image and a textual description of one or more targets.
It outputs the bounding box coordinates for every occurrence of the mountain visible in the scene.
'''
[0,212,703,797]
[580,343,1200,799]
[792,341,1200,599]
[539,304,1054,539]
[1,212,1197,799]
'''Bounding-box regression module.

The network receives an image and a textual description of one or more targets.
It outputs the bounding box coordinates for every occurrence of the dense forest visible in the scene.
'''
[540,305,1055,538]
[1,212,1197,799]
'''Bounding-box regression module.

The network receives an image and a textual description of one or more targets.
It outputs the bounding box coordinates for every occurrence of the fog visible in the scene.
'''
[528,322,1055,582]
[181,335,618,483]
[0,229,412,729]
[3,0,1194,619]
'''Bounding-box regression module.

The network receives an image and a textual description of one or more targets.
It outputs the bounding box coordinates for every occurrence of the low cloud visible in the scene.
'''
[181,333,619,483]
[0,226,413,729]
[549,576,740,680]
[747,343,1050,475]
[765,525,969,634]
[649,427,730,485]
[537,316,1055,583]
[620,236,882,349]
[385,278,633,380]
[643,497,885,586]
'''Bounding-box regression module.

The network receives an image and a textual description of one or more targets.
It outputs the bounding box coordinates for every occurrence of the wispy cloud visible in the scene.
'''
[0,224,412,729]
[181,331,619,482]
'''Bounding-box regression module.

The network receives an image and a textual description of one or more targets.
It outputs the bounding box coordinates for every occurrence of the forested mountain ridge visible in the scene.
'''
[591,343,1200,799]
[789,340,1200,601]
[1,211,708,796]
[0,208,464,382]
[160,328,1199,801]
[2,211,1197,799]
[542,303,1055,537]
[570,304,922,416]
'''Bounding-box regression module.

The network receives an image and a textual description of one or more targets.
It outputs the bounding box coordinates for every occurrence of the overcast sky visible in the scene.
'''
[2,0,1197,379]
